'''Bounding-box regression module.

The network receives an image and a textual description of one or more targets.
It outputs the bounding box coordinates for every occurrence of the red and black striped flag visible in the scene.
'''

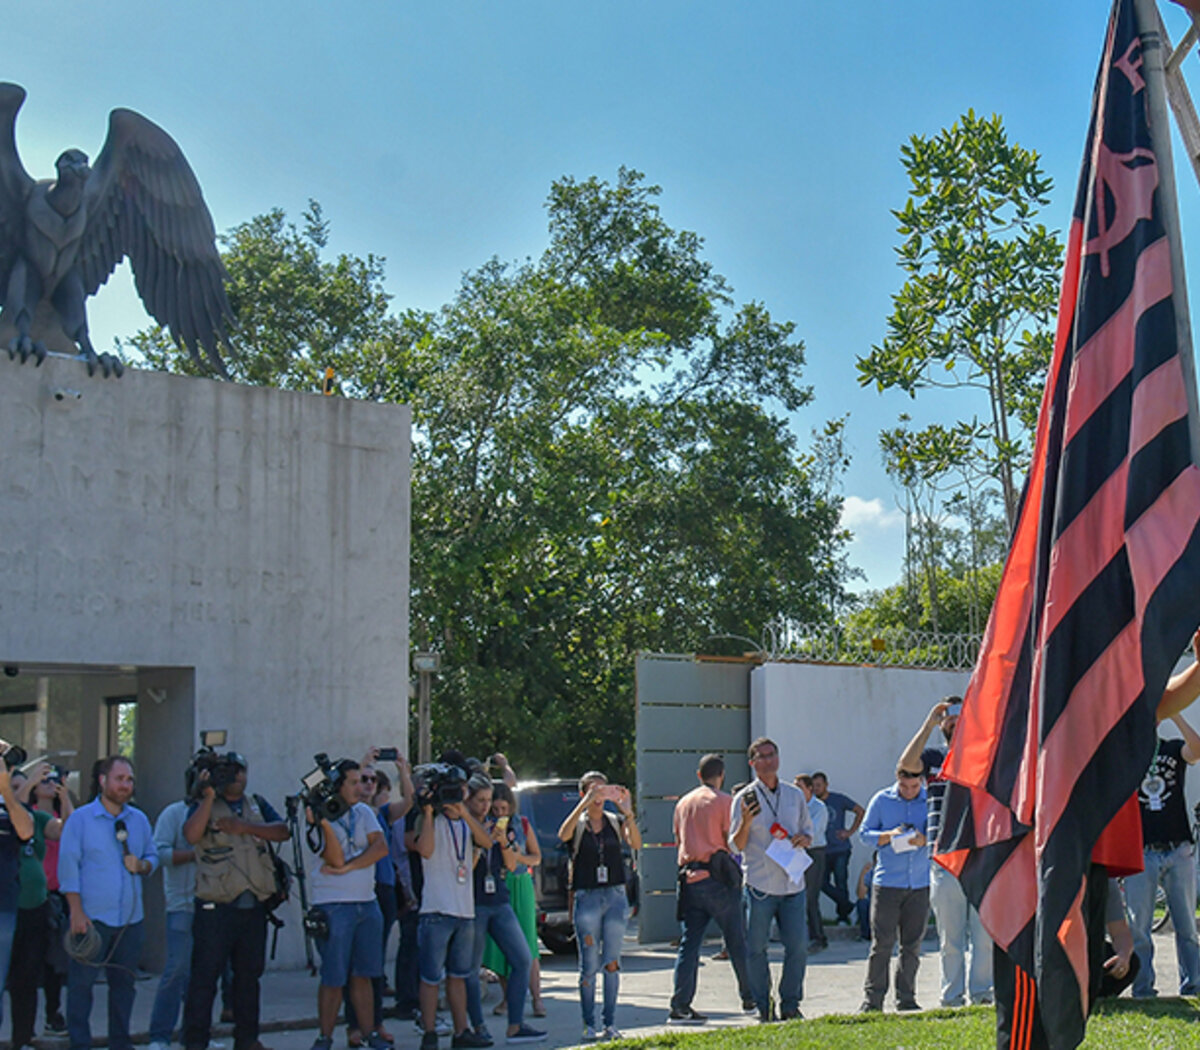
[935,1,1200,1047]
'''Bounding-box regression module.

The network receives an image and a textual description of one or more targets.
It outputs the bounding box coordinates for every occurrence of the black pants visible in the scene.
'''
[183,901,267,1050]
[994,864,1112,1050]
[805,848,827,945]
[393,900,420,1015]
[9,900,50,1046]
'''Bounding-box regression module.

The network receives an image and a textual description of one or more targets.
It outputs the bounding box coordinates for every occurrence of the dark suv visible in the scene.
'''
[514,779,639,954]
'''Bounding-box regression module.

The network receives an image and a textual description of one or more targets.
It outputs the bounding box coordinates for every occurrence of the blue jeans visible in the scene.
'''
[317,900,384,988]
[930,863,993,1005]
[671,877,750,1012]
[0,908,16,1027]
[149,910,193,1043]
[1125,842,1200,997]
[467,903,532,1029]
[572,886,627,1028]
[746,888,806,1016]
[68,920,145,1050]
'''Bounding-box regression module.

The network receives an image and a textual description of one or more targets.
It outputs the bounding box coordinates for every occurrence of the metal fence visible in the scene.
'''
[762,618,982,672]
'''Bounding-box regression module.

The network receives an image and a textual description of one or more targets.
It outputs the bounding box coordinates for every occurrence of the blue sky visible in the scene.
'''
[5,1,1199,593]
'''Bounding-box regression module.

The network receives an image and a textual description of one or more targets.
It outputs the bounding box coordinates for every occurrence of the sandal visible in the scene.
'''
[348,1030,364,1048]
[492,1001,506,1016]
[531,1004,547,1018]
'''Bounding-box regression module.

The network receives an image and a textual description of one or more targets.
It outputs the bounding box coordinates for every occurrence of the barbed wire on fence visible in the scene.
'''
[762,618,981,671]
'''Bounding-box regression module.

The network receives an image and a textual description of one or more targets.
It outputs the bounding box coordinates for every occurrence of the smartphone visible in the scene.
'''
[377,747,399,761]
[602,784,622,803]
[494,816,510,834]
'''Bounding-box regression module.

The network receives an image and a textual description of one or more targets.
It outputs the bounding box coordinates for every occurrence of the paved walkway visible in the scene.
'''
[41,926,1186,1050]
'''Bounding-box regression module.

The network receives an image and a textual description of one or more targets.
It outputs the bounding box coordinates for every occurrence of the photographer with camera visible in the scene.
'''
[181,751,289,1050]
[341,749,413,1048]
[305,759,390,1050]
[57,754,157,1050]
[33,762,73,1036]
[6,759,52,1050]
[413,761,493,1050]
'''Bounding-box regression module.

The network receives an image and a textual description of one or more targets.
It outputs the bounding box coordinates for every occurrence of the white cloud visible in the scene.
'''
[840,495,905,532]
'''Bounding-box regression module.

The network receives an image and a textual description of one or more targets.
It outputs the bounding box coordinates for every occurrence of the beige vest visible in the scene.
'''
[194,795,278,904]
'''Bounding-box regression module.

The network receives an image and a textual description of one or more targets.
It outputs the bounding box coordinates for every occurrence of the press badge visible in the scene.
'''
[596,864,609,884]
[484,875,496,894]
[770,822,788,840]
[456,863,468,884]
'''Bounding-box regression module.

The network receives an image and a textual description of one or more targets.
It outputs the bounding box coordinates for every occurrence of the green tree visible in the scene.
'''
[131,169,850,785]
[857,111,1063,530]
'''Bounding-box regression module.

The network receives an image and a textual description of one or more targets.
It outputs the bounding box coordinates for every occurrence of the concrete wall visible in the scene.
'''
[0,356,411,966]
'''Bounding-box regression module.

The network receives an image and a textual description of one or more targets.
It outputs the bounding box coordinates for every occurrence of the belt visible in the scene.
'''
[1145,840,1190,852]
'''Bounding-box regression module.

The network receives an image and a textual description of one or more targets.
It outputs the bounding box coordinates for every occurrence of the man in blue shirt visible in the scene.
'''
[857,766,930,1013]
[58,754,158,1050]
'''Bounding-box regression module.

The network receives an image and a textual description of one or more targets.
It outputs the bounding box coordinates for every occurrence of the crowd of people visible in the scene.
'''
[0,658,1198,1050]
[666,662,1200,1029]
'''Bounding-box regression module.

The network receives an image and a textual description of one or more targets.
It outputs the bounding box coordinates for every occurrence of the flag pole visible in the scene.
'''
[1138,0,1200,464]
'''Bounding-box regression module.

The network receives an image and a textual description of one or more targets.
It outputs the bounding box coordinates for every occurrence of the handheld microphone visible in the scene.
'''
[115,818,130,855]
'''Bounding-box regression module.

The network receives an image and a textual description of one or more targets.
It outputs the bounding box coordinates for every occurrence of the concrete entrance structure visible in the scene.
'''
[0,357,411,966]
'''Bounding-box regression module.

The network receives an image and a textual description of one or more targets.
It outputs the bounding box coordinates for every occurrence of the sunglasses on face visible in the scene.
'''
[897,770,923,780]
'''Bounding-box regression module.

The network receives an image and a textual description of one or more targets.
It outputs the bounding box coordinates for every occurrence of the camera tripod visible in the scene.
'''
[284,794,317,974]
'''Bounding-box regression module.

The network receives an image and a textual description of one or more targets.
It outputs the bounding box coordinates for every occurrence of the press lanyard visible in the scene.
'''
[756,781,782,823]
[448,817,467,865]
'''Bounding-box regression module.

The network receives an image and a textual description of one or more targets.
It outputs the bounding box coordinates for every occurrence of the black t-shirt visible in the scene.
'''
[571,816,625,891]
[1139,738,1193,847]
[405,808,423,904]
[473,840,511,906]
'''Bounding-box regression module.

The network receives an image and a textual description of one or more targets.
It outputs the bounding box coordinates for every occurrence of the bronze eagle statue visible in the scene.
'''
[0,83,232,377]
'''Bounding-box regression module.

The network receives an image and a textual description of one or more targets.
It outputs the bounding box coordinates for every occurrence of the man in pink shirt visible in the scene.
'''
[667,755,750,1024]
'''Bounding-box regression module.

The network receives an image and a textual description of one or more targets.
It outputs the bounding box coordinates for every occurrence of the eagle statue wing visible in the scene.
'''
[0,83,34,310]
[79,107,232,375]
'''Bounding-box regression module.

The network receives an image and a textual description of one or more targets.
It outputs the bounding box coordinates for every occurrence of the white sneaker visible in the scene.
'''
[414,1017,453,1037]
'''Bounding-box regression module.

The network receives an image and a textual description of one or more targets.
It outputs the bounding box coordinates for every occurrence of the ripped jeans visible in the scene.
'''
[572,886,627,1028]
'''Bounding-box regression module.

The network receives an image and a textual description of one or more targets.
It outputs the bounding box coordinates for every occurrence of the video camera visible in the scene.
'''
[186,730,246,799]
[299,753,351,823]
[413,762,468,812]
[0,742,27,771]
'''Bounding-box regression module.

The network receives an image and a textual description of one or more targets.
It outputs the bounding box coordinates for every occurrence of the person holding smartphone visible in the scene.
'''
[729,738,812,1023]
[557,772,641,1042]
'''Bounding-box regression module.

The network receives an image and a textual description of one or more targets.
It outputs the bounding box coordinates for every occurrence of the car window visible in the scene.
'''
[520,787,578,839]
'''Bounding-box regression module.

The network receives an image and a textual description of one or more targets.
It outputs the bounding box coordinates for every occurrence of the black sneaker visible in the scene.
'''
[451,1032,493,1050]
[420,1033,439,1050]
[741,999,757,1014]
[897,1000,921,1012]
[666,1007,707,1025]
[45,1013,67,1036]
[780,1008,803,1021]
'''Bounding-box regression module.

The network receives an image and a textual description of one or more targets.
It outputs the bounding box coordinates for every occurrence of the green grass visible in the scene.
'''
[611,1000,1200,1049]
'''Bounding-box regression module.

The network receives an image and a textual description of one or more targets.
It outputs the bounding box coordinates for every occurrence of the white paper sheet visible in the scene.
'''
[891,830,920,853]
[764,837,812,886]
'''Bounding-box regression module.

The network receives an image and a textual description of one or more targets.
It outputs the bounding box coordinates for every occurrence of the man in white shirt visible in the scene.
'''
[795,775,829,952]
[730,738,813,1023]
